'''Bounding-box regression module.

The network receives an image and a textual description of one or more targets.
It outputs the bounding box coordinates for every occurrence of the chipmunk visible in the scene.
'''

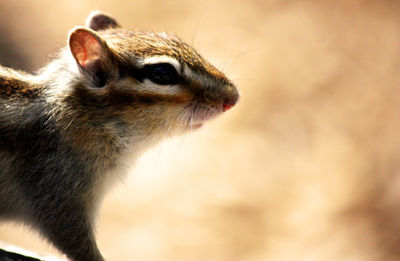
[0,11,239,261]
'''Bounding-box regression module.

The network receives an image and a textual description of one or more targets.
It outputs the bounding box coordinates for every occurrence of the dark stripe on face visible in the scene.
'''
[72,83,192,111]
[119,62,184,86]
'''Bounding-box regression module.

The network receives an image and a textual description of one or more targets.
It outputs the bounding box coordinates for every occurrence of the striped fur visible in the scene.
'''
[0,11,239,261]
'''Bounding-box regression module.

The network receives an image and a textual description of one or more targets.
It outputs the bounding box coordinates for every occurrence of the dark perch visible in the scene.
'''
[0,248,43,261]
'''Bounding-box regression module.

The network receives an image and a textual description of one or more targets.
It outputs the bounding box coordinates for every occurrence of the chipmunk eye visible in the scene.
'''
[144,63,180,85]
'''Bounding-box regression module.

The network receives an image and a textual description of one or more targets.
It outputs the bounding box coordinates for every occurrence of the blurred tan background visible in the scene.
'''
[1,0,400,260]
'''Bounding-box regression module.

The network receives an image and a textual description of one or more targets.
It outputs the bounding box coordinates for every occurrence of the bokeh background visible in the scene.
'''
[1,0,400,260]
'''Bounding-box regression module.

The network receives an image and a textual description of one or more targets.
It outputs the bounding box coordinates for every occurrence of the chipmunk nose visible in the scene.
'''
[223,103,234,111]
[223,84,240,112]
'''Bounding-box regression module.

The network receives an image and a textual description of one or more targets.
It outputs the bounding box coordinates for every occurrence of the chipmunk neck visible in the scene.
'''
[35,52,159,167]
[0,58,126,171]
[0,51,168,175]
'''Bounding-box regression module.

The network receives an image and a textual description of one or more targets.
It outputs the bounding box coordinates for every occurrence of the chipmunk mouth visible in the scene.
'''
[180,102,224,131]
[176,90,238,132]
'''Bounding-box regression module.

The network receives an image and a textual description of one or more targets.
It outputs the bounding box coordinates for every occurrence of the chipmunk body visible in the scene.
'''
[0,12,239,261]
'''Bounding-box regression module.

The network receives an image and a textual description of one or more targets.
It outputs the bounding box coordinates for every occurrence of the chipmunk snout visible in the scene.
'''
[222,84,240,112]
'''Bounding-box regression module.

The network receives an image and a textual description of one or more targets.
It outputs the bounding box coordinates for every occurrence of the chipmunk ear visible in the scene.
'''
[69,27,112,87]
[86,11,120,31]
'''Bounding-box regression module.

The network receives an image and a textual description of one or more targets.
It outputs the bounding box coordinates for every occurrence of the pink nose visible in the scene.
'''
[222,84,239,112]
[223,103,234,112]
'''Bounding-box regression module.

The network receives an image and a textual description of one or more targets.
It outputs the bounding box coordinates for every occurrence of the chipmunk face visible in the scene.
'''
[67,12,239,140]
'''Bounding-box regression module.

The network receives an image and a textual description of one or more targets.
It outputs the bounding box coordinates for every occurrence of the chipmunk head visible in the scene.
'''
[66,11,239,142]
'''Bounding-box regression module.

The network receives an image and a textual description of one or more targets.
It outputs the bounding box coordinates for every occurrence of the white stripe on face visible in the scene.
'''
[140,79,182,95]
[138,56,182,73]
[117,77,183,96]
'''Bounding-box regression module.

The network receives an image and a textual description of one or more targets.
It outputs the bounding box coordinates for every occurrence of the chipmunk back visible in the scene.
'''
[0,11,239,261]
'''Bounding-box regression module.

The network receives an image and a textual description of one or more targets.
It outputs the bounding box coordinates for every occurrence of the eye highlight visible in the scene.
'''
[144,63,181,85]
